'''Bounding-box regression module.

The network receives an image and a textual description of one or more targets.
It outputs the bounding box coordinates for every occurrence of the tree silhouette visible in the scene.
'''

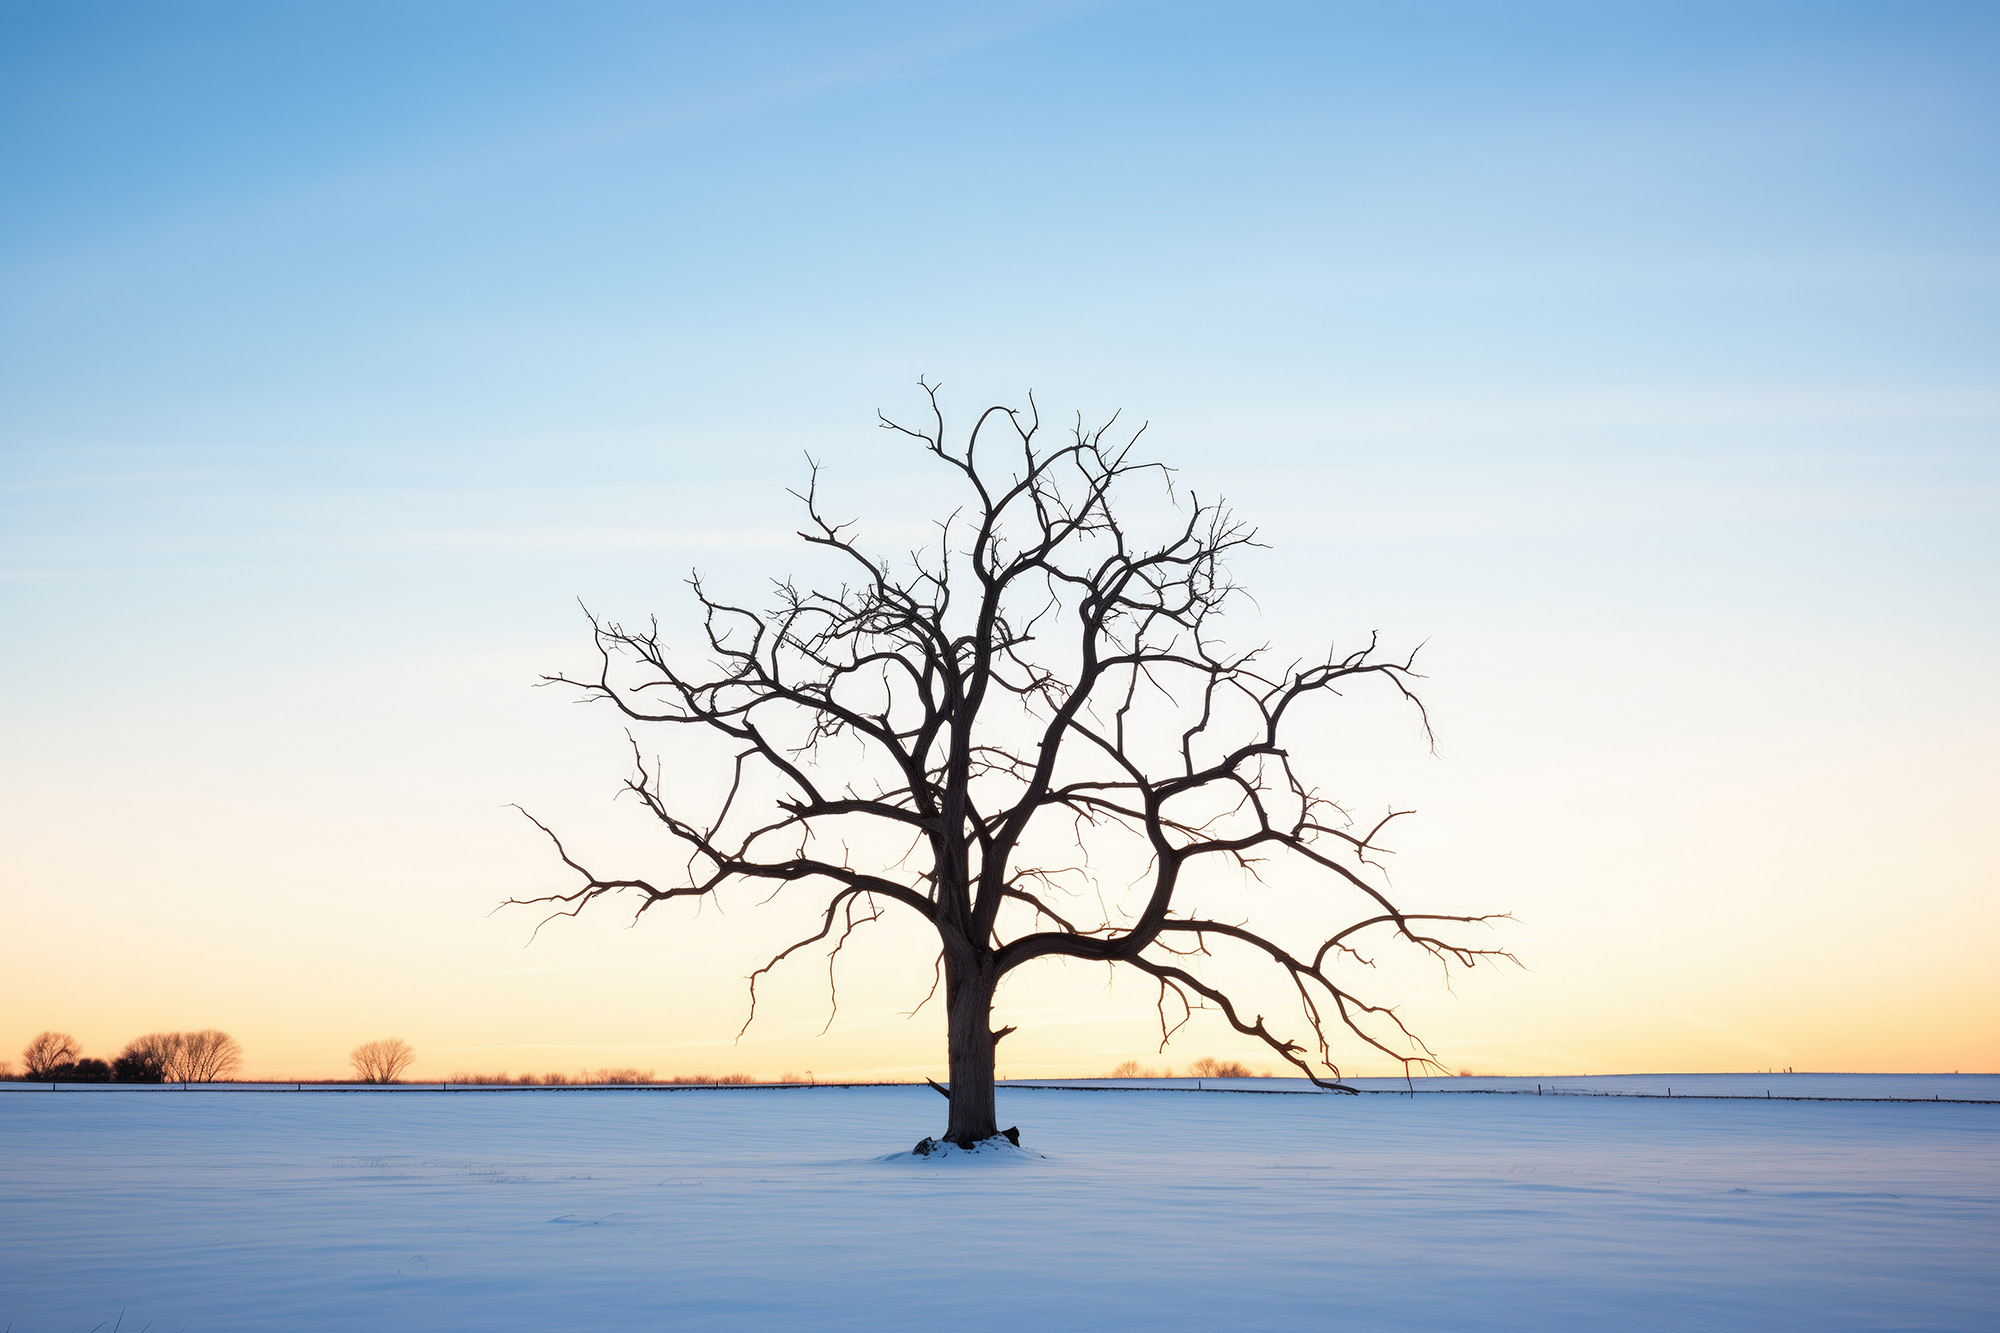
[115,1033,179,1082]
[351,1038,415,1083]
[516,387,1510,1146]
[175,1030,243,1082]
[21,1031,80,1079]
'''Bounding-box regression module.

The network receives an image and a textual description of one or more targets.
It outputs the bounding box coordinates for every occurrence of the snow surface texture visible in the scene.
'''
[2,1081,1994,1331]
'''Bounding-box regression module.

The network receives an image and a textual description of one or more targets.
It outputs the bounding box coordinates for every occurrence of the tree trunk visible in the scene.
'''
[943,958,999,1145]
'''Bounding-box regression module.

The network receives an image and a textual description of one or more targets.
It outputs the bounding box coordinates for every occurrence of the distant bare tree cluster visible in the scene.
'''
[114,1032,179,1082]
[445,1068,763,1085]
[1110,1059,1172,1078]
[1108,1057,1262,1078]
[349,1039,416,1083]
[14,1029,242,1083]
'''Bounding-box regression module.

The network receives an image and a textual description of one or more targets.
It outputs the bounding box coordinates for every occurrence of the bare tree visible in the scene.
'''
[174,1030,243,1082]
[116,1032,182,1082]
[351,1038,415,1083]
[22,1031,80,1079]
[515,387,1511,1146]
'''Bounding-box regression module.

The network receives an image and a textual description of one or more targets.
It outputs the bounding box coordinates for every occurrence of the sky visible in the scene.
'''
[2,0,1995,1081]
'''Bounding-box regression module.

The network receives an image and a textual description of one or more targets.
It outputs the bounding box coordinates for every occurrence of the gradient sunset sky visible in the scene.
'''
[3,1,1994,1080]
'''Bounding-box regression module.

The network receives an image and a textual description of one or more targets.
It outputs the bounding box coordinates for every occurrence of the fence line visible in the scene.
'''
[1003,1083,1998,1104]
[5,1080,1994,1104]
[6,1081,883,1094]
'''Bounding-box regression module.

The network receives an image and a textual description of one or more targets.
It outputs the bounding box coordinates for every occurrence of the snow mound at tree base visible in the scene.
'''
[895,1131,1040,1161]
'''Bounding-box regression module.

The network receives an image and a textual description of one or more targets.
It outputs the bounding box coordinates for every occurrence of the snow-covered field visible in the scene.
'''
[3,1080,1994,1330]
[1024,1071,2000,1100]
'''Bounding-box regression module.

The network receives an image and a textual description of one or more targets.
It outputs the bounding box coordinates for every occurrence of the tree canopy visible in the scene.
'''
[517,387,1510,1143]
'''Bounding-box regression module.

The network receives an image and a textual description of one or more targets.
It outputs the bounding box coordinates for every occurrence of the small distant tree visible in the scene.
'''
[1187,1057,1253,1078]
[68,1057,114,1082]
[351,1038,415,1083]
[1108,1060,1174,1078]
[115,1033,181,1083]
[22,1031,80,1079]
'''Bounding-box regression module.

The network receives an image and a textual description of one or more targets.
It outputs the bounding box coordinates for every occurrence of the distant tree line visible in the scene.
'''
[444,1068,763,1085]
[8,1029,1264,1085]
[1109,1057,1264,1078]
[348,1042,760,1085]
[15,1029,243,1082]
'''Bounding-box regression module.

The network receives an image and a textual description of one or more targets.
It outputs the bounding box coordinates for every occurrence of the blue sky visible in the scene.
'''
[2,2,1995,1076]
[7,1,1993,447]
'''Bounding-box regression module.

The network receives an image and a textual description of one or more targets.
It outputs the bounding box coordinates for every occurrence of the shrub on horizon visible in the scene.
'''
[116,1033,180,1083]
[48,1057,115,1082]
[112,1054,167,1083]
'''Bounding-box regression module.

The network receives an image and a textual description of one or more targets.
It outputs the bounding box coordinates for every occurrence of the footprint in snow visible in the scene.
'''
[549,1212,625,1227]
